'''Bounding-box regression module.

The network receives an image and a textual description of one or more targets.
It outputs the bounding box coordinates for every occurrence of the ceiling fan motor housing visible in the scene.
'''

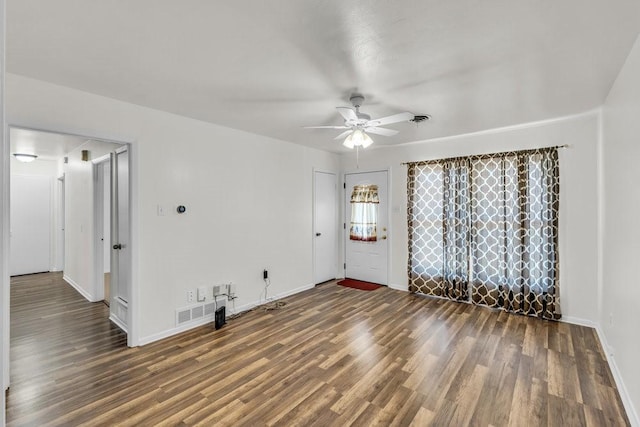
[349,94,365,108]
[356,112,371,122]
[349,94,369,123]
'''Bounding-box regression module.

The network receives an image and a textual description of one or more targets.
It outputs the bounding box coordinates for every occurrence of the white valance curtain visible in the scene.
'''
[350,185,379,242]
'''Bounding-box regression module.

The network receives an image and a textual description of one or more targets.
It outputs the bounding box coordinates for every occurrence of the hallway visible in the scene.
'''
[7,272,127,424]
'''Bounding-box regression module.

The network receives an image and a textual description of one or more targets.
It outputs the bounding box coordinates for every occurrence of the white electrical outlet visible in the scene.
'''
[212,285,221,297]
[187,290,195,303]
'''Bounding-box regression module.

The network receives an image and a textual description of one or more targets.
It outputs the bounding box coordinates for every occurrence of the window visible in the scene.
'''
[350,185,379,241]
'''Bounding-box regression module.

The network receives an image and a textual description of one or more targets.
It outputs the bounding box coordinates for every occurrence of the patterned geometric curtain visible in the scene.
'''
[350,185,379,241]
[407,147,561,320]
[407,159,470,301]
[470,149,560,320]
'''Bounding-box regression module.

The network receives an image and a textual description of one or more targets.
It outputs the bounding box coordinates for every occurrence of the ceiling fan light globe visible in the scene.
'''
[343,133,355,149]
[351,129,365,146]
[343,129,373,149]
[353,129,374,147]
[361,132,373,148]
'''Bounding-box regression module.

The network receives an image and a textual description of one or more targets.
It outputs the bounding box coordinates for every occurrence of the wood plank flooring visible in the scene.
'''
[6,272,630,426]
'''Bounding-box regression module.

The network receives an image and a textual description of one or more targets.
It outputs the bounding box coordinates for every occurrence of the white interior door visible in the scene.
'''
[103,163,110,275]
[314,171,337,284]
[110,148,129,331]
[93,160,111,305]
[345,170,388,285]
[57,176,65,271]
[10,175,51,276]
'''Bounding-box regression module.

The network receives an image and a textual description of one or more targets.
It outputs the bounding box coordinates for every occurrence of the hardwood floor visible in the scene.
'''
[6,272,629,426]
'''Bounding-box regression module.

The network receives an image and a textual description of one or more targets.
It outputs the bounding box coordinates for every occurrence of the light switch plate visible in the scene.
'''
[197,286,207,302]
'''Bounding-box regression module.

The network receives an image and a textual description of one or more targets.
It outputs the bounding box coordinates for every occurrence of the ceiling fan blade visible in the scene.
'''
[369,112,414,127]
[365,127,399,137]
[303,125,350,129]
[334,130,353,140]
[336,107,358,122]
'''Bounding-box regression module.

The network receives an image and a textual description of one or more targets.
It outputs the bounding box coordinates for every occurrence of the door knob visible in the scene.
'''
[380,236,387,240]
[113,243,122,250]
[316,233,322,236]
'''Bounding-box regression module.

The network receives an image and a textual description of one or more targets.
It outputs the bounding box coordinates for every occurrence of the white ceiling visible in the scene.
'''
[10,128,90,161]
[7,1,640,152]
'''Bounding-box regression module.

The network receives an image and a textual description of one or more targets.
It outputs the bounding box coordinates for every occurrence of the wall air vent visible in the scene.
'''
[192,305,204,319]
[204,302,216,316]
[177,309,191,325]
[176,301,226,327]
[410,114,431,123]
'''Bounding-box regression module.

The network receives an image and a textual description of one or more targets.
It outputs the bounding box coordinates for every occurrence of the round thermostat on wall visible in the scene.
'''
[177,205,186,214]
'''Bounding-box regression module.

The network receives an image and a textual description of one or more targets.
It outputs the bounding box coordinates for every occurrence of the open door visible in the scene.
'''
[109,147,130,331]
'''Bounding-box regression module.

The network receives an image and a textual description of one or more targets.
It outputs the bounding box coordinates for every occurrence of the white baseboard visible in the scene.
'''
[559,316,597,328]
[138,283,315,346]
[594,325,640,427]
[109,313,128,334]
[138,303,226,346]
[561,316,638,426]
[63,274,97,302]
[388,283,408,292]
[229,283,315,316]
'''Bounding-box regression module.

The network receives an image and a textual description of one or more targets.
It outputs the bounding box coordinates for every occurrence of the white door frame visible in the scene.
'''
[312,169,338,284]
[343,168,391,286]
[1,4,7,408]
[2,125,139,394]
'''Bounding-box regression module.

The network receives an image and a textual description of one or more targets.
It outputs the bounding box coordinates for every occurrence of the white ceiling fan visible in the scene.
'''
[305,94,417,149]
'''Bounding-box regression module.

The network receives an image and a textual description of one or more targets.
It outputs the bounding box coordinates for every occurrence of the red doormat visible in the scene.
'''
[337,278,382,291]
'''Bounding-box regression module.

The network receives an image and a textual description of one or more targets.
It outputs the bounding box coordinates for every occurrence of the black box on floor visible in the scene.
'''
[215,306,226,329]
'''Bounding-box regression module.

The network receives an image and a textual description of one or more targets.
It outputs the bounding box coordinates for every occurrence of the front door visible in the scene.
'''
[344,170,388,285]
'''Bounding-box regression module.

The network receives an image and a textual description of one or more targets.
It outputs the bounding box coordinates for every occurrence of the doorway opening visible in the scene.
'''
[92,147,130,330]
[5,126,134,393]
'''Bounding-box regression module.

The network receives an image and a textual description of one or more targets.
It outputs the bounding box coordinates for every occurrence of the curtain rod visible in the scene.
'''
[400,144,569,166]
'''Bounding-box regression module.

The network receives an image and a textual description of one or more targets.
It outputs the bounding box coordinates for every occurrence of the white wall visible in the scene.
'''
[10,157,61,272]
[341,112,600,324]
[61,139,121,301]
[6,73,341,344]
[602,33,640,425]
